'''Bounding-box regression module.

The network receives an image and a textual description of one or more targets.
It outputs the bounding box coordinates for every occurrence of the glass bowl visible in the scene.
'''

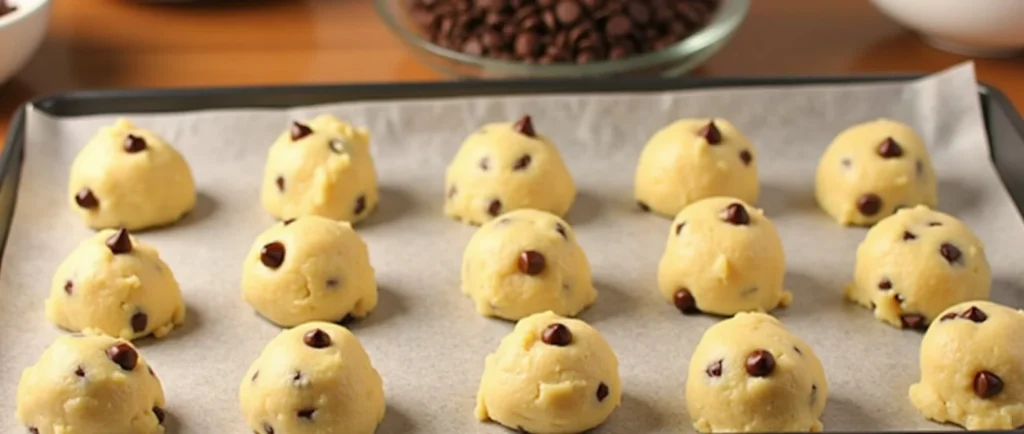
[375,0,750,79]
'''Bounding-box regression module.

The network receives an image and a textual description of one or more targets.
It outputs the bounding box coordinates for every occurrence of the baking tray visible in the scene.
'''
[2,75,1023,434]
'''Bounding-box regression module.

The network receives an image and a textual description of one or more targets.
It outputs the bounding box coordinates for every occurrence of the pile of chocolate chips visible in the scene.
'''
[408,0,721,64]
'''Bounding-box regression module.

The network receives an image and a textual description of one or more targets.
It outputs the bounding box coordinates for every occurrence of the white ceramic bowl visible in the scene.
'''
[0,0,51,85]
[871,0,1024,57]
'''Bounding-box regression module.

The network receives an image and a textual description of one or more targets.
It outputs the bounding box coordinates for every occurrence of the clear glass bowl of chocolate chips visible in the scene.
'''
[376,0,749,78]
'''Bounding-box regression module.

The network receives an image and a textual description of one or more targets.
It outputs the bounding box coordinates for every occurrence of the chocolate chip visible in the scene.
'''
[290,122,313,141]
[901,314,927,330]
[856,194,882,216]
[124,134,147,153]
[698,120,722,145]
[940,243,962,264]
[293,371,303,383]
[903,231,916,241]
[131,311,148,333]
[264,423,275,434]
[283,218,296,226]
[354,195,367,215]
[605,14,633,38]
[541,323,572,346]
[75,366,85,377]
[673,289,699,314]
[479,157,490,171]
[513,115,536,137]
[959,306,987,323]
[106,228,132,254]
[720,203,750,225]
[107,343,138,371]
[64,280,73,295]
[153,407,166,425]
[297,408,316,419]
[745,350,775,377]
[275,176,285,192]
[329,139,346,154]
[739,150,752,166]
[675,222,685,235]
[637,201,650,212]
[303,329,332,348]
[555,223,567,240]
[940,312,958,321]
[326,278,340,288]
[75,188,99,209]
[513,154,532,171]
[705,359,722,377]
[877,137,903,158]
[260,242,286,269]
[974,371,1004,398]
[878,279,892,290]
[487,199,503,217]
[518,250,546,275]
[596,382,609,401]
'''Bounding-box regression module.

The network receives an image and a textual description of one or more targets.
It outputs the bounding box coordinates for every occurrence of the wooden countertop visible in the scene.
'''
[2,0,1023,139]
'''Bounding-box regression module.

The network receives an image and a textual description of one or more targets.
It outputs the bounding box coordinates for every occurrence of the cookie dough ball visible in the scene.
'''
[445,115,576,225]
[46,228,186,340]
[815,118,937,226]
[657,197,791,316]
[635,118,759,217]
[240,322,386,434]
[462,209,596,320]
[845,206,991,330]
[69,118,196,231]
[686,312,828,432]
[241,216,378,327]
[261,114,379,224]
[910,301,1024,430]
[16,333,167,434]
[476,311,621,433]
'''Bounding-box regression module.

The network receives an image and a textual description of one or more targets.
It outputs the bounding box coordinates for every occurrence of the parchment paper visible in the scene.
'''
[2,63,1023,433]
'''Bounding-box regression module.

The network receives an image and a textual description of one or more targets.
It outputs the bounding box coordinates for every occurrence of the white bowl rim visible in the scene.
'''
[0,0,51,29]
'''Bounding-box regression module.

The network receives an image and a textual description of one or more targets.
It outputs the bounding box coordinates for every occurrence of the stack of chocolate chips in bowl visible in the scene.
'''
[407,0,723,64]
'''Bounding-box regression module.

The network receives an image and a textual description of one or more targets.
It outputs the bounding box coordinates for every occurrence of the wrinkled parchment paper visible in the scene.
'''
[2,63,1022,433]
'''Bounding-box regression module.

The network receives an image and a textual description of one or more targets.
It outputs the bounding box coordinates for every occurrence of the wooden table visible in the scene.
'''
[2,0,1023,139]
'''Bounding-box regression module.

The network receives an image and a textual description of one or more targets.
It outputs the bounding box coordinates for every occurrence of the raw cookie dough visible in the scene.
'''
[16,333,167,434]
[241,215,378,327]
[476,311,621,433]
[240,321,386,434]
[657,197,791,316]
[815,118,937,226]
[910,301,1024,430]
[686,312,828,432]
[445,115,576,225]
[845,205,991,330]
[635,118,759,217]
[68,118,196,231]
[46,228,186,340]
[261,114,379,224]
[462,209,596,320]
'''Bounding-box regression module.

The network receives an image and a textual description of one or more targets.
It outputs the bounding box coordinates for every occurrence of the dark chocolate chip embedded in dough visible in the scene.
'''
[901,314,927,330]
[745,350,775,377]
[940,312,958,322]
[638,201,651,212]
[974,371,1004,398]
[75,366,85,377]
[293,370,303,383]
[131,311,148,333]
[75,188,100,209]
[705,359,723,377]
[878,279,892,290]
[275,176,285,192]
[596,382,609,402]
[857,194,882,216]
[124,134,147,153]
[673,289,699,314]
[107,343,139,371]
[513,154,532,171]
[513,115,537,137]
[153,407,166,425]
[959,306,988,323]
[488,199,503,217]
[541,323,572,346]
[290,122,313,141]
[64,280,73,295]
[675,222,686,235]
[740,150,753,166]
[518,251,546,275]
[303,328,332,348]
[260,242,286,269]
[877,137,903,158]
[297,409,316,420]
[479,157,490,171]
[940,243,962,265]
[106,228,133,254]
[354,195,367,215]
[720,203,750,225]
[283,218,296,226]
[326,278,340,288]
[264,422,275,434]
[698,120,722,145]
[29,428,38,434]
[903,231,916,241]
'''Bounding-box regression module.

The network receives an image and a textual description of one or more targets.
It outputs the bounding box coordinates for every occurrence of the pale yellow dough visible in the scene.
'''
[46,229,186,340]
[657,197,791,315]
[815,118,937,226]
[845,206,991,329]
[444,117,576,225]
[635,118,759,217]
[68,118,196,231]
[261,114,379,224]
[240,322,386,434]
[476,311,621,433]
[910,301,1024,430]
[462,209,596,320]
[241,216,378,327]
[16,333,167,434]
[686,312,828,433]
